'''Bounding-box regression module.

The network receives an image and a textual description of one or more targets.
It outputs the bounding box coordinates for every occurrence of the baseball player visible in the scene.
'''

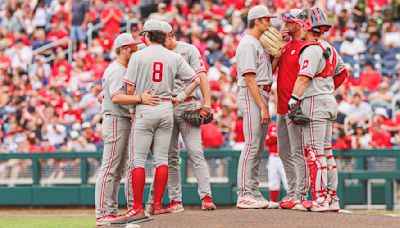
[113,19,206,222]
[271,9,310,209]
[145,21,216,213]
[265,123,288,203]
[95,33,160,226]
[287,7,348,212]
[235,5,279,209]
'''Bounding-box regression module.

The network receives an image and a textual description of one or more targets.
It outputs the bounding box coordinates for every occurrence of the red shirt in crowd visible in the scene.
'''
[93,60,109,81]
[52,58,71,78]
[265,123,278,154]
[62,109,82,124]
[371,130,392,148]
[233,118,245,143]
[201,122,224,148]
[101,7,123,36]
[358,70,382,91]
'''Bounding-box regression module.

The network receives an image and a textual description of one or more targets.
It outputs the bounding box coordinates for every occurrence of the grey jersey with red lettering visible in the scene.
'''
[101,61,130,118]
[236,34,273,87]
[298,39,345,98]
[172,41,206,96]
[124,45,196,98]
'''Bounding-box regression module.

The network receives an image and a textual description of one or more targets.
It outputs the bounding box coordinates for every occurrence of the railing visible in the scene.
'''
[0,149,399,209]
[392,94,400,121]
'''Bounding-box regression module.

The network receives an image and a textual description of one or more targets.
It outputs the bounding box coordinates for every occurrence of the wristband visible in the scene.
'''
[176,91,188,103]
[290,94,300,101]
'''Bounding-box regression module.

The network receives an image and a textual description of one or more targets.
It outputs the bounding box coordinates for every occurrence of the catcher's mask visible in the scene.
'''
[298,7,331,35]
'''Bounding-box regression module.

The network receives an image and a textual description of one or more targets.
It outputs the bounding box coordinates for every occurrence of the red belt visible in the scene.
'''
[161,98,172,102]
[259,85,271,92]
[184,97,194,102]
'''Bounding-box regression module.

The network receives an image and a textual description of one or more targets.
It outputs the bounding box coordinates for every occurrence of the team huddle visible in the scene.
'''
[94,4,348,226]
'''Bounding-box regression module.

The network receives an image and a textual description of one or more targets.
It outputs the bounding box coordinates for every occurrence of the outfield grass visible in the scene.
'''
[0,218,94,228]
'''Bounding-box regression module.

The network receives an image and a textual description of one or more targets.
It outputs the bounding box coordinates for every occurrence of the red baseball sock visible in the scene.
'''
[270,191,279,202]
[132,167,145,210]
[153,165,168,206]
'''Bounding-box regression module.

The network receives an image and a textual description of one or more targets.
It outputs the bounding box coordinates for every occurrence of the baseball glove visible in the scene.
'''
[181,108,214,127]
[288,104,310,125]
[259,26,283,58]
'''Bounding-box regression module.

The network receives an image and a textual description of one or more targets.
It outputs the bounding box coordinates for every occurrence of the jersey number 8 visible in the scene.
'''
[152,62,163,82]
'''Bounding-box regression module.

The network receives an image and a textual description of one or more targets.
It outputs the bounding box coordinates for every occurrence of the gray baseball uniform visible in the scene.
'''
[146,41,211,204]
[236,34,273,197]
[95,61,131,219]
[298,39,344,199]
[124,45,197,169]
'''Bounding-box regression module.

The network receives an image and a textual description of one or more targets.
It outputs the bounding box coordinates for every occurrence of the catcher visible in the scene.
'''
[287,7,347,212]
[145,21,216,214]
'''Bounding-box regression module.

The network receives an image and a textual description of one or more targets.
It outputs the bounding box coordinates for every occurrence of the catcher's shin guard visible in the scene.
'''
[305,145,327,200]
[325,148,338,193]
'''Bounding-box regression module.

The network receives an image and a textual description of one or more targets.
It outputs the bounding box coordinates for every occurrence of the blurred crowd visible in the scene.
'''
[0,0,400,169]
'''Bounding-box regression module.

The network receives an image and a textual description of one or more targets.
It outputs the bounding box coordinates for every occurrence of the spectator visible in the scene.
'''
[358,61,383,92]
[100,0,124,38]
[148,2,173,22]
[6,38,32,71]
[347,93,373,121]
[33,0,47,30]
[81,122,101,145]
[43,118,67,149]
[351,124,371,149]
[371,122,392,148]
[368,82,393,109]
[76,84,101,121]
[201,121,224,148]
[3,121,25,153]
[339,30,366,56]
[71,0,90,50]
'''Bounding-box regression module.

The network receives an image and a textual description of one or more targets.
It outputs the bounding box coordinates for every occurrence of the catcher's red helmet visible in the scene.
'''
[298,7,331,34]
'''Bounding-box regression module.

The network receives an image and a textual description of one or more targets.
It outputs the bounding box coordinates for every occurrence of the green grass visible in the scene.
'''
[0,218,94,228]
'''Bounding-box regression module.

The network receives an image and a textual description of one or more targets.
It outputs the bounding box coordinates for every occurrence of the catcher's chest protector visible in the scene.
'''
[298,40,337,79]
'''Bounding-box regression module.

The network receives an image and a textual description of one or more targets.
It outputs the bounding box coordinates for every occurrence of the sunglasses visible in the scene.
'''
[283,12,296,20]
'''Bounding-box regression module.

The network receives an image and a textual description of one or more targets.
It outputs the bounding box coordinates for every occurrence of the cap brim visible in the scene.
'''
[281,18,295,22]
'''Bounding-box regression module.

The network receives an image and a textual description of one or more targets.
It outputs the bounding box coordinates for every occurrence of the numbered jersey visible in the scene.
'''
[124,45,196,98]
[172,41,206,96]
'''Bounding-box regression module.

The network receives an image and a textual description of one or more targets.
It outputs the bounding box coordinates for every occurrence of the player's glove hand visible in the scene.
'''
[259,26,283,58]
[287,104,310,125]
[181,107,214,127]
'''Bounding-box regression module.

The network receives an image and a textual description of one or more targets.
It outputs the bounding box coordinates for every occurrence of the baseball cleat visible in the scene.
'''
[110,208,146,225]
[237,195,268,209]
[279,196,296,209]
[153,204,170,215]
[144,204,152,217]
[167,201,184,213]
[266,201,280,209]
[328,196,340,212]
[201,196,217,211]
[309,195,331,212]
[96,214,117,226]
[253,195,275,209]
